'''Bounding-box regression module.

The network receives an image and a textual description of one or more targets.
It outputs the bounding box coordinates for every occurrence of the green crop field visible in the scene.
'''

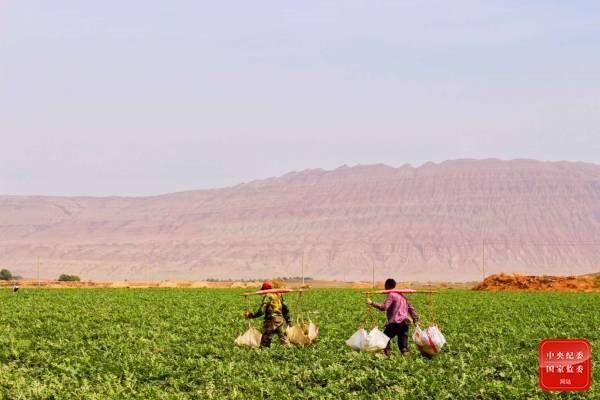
[0,288,598,399]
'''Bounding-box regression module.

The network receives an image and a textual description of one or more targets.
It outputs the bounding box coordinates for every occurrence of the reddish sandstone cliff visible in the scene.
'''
[1,159,600,281]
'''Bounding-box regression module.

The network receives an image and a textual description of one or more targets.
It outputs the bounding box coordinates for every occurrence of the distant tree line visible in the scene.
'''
[204,276,313,282]
[0,268,85,282]
[58,274,81,282]
[0,269,82,282]
[280,276,314,281]
[0,269,22,281]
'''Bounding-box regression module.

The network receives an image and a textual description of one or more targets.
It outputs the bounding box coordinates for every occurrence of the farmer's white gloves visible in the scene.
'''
[366,298,373,305]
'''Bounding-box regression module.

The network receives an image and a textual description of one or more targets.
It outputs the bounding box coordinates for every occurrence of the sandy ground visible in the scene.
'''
[0,279,475,289]
[4,274,597,291]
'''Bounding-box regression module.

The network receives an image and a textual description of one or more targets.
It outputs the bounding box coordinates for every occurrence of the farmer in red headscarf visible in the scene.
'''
[245,281,292,347]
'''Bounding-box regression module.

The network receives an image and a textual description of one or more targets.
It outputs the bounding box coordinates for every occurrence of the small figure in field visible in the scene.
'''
[366,278,418,356]
[12,282,19,294]
[244,281,292,348]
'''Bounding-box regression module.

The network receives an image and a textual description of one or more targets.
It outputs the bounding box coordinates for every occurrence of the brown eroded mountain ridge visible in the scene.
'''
[1,159,600,282]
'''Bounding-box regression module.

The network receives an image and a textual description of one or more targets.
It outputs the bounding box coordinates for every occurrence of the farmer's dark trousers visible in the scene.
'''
[383,321,409,353]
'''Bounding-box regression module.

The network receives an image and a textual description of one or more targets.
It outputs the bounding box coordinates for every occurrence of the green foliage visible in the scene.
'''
[58,274,81,282]
[0,269,12,281]
[0,289,597,399]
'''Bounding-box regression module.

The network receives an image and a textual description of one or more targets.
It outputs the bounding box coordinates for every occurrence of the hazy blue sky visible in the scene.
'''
[1,1,600,196]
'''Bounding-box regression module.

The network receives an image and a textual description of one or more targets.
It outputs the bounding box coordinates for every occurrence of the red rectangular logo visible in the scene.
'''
[539,339,591,391]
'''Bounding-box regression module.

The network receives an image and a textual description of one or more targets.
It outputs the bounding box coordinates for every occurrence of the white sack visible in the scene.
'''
[234,326,262,348]
[346,328,368,350]
[413,325,446,355]
[307,321,319,343]
[346,327,390,352]
[365,327,390,352]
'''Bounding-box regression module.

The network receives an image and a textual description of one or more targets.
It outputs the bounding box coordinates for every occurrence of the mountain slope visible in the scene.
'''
[2,159,600,281]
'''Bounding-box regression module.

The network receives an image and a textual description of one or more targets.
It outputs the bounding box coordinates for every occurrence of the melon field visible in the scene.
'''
[0,288,598,399]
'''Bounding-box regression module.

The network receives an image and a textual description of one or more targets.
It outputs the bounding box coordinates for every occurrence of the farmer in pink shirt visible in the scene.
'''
[366,278,418,356]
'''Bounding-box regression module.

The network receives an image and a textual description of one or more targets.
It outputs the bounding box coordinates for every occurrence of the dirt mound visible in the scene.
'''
[473,273,600,292]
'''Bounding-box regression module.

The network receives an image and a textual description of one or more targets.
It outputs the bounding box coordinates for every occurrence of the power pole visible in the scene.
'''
[482,239,486,281]
[37,258,40,287]
[301,252,304,286]
[372,261,375,288]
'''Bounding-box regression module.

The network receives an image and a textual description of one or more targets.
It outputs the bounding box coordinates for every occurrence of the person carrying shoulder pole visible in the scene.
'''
[244,281,292,348]
[366,278,418,356]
